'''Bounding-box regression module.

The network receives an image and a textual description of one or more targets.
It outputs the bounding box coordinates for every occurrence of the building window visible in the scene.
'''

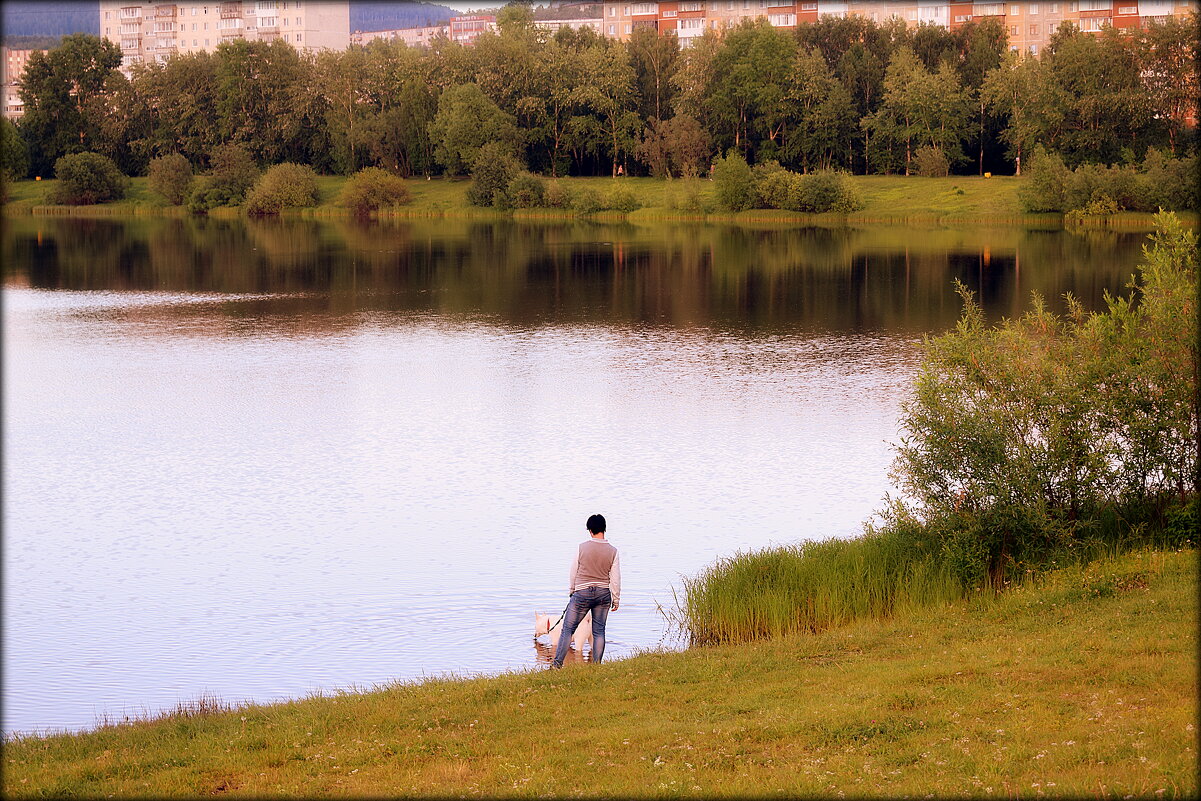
[662,9,677,16]
[205,38,209,44]
[105,11,110,19]
[768,12,796,25]
[295,32,300,40]
[680,1,703,10]
[625,23,631,32]
[609,6,615,15]
[1029,43,1038,53]
[1029,23,1038,33]
[608,22,616,33]
[1010,25,1019,35]
[800,2,818,9]
[1048,21,1058,32]
[767,0,792,7]
[1116,5,1136,12]
[1029,2,1038,11]
[1079,16,1107,30]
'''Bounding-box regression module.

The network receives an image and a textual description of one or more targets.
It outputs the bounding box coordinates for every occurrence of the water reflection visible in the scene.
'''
[3,216,1148,334]
[2,216,1149,736]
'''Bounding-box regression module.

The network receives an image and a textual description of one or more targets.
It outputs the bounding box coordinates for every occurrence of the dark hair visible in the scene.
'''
[586,514,606,534]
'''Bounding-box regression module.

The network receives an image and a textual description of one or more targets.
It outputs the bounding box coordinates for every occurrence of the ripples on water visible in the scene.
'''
[2,218,1146,735]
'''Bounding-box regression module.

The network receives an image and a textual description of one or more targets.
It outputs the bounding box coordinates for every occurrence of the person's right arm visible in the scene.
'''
[567,548,579,597]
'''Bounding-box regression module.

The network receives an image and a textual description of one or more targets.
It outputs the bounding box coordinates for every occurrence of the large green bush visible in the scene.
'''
[46,151,128,205]
[337,167,411,215]
[244,163,320,216]
[913,145,950,178]
[750,164,862,213]
[147,153,193,205]
[712,150,755,212]
[188,143,260,213]
[1021,147,1197,214]
[466,142,520,208]
[890,212,1197,584]
[507,171,546,209]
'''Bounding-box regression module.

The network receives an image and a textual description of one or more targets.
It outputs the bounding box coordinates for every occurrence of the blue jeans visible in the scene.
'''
[551,586,612,667]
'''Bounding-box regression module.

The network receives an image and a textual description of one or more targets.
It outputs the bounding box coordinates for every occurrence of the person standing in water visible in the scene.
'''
[551,514,620,668]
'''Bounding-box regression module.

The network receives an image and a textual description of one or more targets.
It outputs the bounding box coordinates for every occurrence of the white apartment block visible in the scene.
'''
[98,1,349,72]
[2,46,48,119]
[351,24,448,48]
[600,0,1197,52]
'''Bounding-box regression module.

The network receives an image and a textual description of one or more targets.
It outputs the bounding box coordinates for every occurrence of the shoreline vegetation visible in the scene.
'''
[3,174,1195,229]
[2,548,1195,797]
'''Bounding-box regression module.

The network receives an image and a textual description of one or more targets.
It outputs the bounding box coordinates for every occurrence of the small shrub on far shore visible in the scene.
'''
[147,153,193,205]
[467,142,520,208]
[244,163,320,216]
[508,171,546,208]
[337,167,411,215]
[604,183,642,213]
[712,150,755,212]
[47,152,128,205]
[571,187,602,216]
[914,146,950,178]
[544,180,571,208]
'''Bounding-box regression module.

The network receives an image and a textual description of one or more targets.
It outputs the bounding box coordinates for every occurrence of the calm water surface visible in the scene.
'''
[2,217,1148,735]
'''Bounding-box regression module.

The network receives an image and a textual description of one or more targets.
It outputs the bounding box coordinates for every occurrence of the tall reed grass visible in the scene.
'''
[676,531,965,645]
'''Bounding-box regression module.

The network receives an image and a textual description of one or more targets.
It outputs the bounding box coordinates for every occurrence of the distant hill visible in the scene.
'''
[0,2,463,41]
[349,3,457,33]
[1,1,98,38]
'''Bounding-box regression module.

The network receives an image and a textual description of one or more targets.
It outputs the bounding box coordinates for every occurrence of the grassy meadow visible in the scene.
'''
[2,548,1195,798]
[8,172,1178,227]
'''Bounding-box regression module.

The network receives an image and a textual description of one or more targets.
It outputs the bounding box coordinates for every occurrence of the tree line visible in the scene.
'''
[5,5,1197,183]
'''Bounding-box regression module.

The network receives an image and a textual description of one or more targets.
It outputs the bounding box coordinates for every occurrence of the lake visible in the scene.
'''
[2,216,1150,736]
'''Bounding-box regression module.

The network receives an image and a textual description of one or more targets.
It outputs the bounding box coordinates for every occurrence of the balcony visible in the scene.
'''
[220,3,241,18]
[155,5,177,18]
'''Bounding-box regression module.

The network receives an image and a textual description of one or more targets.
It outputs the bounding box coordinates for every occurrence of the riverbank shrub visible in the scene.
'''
[712,150,755,212]
[507,171,546,209]
[544,180,571,209]
[749,163,863,213]
[244,163,320,216]
[46,152,128,205]
[337,167,411,215]
[914,146,950,178]
[466,142,520,208]
[188,143,259,213]
[604,182,642,213]
[889,212,1197,585]
[1021,146,1198,213]
[147,154,193,205]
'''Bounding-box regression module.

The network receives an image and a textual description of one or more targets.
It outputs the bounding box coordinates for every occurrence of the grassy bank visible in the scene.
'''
[3,548,1195,798]
[6,174,1195,228]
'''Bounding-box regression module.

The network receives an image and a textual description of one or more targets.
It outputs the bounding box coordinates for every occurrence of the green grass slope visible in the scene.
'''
[3,548,1195,798]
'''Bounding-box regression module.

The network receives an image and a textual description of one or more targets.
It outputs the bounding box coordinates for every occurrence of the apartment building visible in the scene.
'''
[98,1,349,72]
[600,0,1196,49]
[351,24,447,48]
[448,15,497,44]
[2,46,48,119]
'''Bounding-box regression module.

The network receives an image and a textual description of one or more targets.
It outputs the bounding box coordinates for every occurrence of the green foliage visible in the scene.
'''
[604,182,642,213]
[712,149,755,212]
[913,145,950,177]
[244,163,320,216]
[466,141,521,208]
[1022,147,1198,214]
[16,34,122,178]
[750,163,863,213]
[1,118,30,184]
[46,151,128,205]
[336,167,412,215]
[543,180,572,208]
[678,523,962,645]
[188,143,259,213]
[570,186,603,216]
[146,154,193,205]
[1018,145,1069,212]
[890,213,1197,584]
[429,83,519,176]
[507,171,547,209]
